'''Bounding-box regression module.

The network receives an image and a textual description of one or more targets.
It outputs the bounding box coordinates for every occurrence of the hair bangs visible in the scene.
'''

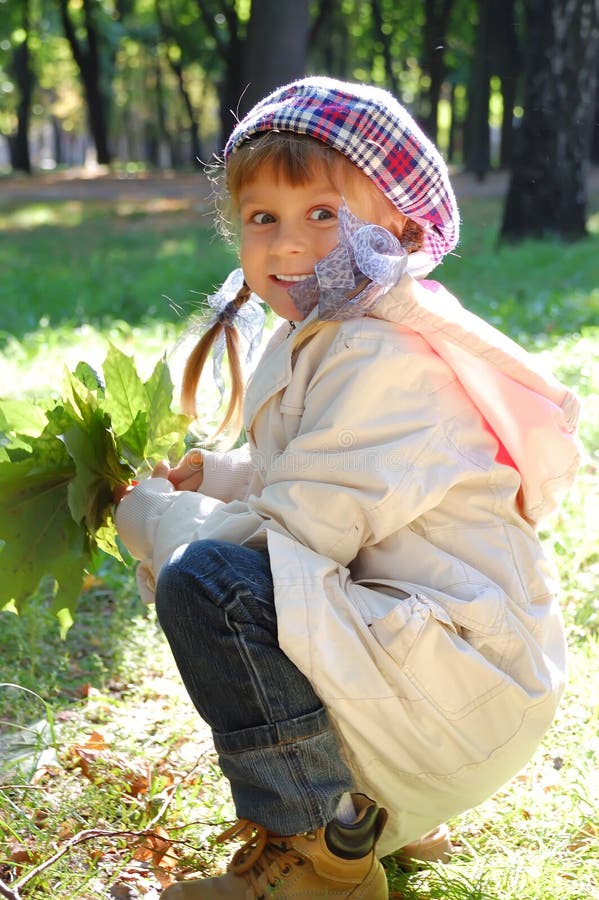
[226,132,341,200]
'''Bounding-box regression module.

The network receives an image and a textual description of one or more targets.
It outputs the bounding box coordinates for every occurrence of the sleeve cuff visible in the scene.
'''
[114,478,175,560]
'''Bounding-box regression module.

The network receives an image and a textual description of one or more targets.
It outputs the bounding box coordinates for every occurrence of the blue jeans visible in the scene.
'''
[155,539,354,834]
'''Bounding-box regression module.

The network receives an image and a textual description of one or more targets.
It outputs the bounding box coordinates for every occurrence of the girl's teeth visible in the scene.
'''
[276,274,310,282]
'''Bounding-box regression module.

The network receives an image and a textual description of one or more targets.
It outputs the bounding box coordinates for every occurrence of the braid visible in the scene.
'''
[181,281,252,437]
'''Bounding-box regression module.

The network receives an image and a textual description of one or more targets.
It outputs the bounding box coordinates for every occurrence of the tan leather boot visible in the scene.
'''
[161,793,388,899]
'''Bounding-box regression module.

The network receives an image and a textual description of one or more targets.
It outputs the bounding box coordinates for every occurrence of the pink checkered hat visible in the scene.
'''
[224,76,460,265]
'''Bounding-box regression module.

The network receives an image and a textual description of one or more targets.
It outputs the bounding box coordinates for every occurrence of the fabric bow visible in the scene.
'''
[289,202,408,320]
[205,268,265,398]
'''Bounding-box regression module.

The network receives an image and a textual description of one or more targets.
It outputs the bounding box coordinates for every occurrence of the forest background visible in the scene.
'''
[2,0,599,237]
[0,1,598,899]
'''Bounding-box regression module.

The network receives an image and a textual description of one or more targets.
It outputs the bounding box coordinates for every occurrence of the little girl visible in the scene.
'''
[115,77,580,899]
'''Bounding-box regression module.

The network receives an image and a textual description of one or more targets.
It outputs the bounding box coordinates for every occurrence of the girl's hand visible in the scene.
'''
[166,449,204,492]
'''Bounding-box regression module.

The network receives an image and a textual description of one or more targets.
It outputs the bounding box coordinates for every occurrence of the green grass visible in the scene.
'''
[0,182,598,898]
[0,199,236,338]
[0,196,237,402]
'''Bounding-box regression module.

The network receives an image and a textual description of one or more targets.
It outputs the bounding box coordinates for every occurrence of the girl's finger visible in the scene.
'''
[152,460,171,479]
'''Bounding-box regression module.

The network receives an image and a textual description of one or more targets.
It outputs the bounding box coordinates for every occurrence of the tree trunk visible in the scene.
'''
[58,0,114,165]
[591,59,599,163]
[308,0,348,77]
[193,0,246,149]
[422,0,456,143]
[168,56,203,166]
[241,0,311,115]
[464,0,491,179]
[51,115,64,166]
[84,68,112,165]
[8,0,33,173]
[371,0,401,96]
[501,0,599,240]
[489,0,520,168]
[152,50,175,168]
[447,82,461,164]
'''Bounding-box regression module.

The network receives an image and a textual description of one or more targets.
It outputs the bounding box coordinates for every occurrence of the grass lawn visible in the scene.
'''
[0,176,598,899]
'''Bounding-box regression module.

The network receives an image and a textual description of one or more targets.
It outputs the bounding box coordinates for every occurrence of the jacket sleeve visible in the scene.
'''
[198,444,255,502]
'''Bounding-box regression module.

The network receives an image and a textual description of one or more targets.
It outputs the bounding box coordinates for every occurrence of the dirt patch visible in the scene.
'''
[0,167,214,204]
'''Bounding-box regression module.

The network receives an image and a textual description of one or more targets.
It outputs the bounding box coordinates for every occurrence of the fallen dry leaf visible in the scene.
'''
[71,740,153,796]
[9,844,35,865]
[567,823,598,852]
[8,842,39,876]
[133,826,179,871]
[58,817,79,841]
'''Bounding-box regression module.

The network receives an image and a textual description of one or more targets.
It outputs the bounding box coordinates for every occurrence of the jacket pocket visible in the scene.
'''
[369,594,510,720]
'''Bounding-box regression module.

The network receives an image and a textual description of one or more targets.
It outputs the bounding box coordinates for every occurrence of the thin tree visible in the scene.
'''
[193,0,311,143]
[6,0,34,173]
[464,0,491,179]
[57,0,123,165]
[370,0,401,96]
[502,0,599,239]
[421,0,457,143]
[488,0,521,168]
[194,0,246,147]
[156,0,203,166]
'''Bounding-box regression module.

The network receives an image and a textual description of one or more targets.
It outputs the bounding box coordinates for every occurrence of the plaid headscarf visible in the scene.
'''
[224,76,460,266]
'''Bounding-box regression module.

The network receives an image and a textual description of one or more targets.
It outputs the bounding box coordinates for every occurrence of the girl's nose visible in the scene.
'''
[270,220,306,254]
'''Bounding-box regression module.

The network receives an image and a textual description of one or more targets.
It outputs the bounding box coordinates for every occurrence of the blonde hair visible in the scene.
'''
[182,132,423,437]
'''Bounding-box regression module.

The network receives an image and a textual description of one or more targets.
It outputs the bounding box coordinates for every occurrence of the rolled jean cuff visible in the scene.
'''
[215,719,355,834]
[213,706,331,755]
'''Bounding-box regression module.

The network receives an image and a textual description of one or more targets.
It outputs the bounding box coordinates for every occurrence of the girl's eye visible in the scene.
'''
[251,212,275,225]
[309,208,335,221]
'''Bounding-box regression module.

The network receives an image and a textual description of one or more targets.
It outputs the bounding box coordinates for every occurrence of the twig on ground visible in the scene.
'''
[2,755,218,895]
[10,827,170,892]
[0,876,20,900]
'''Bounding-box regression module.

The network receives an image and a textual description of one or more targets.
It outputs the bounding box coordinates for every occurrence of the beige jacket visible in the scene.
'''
[116,273,579,855]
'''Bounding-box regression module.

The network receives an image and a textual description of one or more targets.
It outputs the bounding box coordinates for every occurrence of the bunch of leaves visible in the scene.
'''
[0,346,190,631]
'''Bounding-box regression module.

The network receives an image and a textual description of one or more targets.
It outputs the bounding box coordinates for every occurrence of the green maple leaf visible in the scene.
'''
[59,372,134,538]
[0,421,87,616]
[0,349,191,628]
[0,399,49,458]
[143,357,189,463]
[102,346,149,464]
[103,345,188,466]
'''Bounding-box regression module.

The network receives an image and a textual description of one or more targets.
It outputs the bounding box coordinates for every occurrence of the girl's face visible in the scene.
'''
[238,163,404,321]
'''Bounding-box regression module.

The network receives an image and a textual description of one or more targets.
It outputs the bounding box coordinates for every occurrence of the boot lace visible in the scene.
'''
[217,819,306,898]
